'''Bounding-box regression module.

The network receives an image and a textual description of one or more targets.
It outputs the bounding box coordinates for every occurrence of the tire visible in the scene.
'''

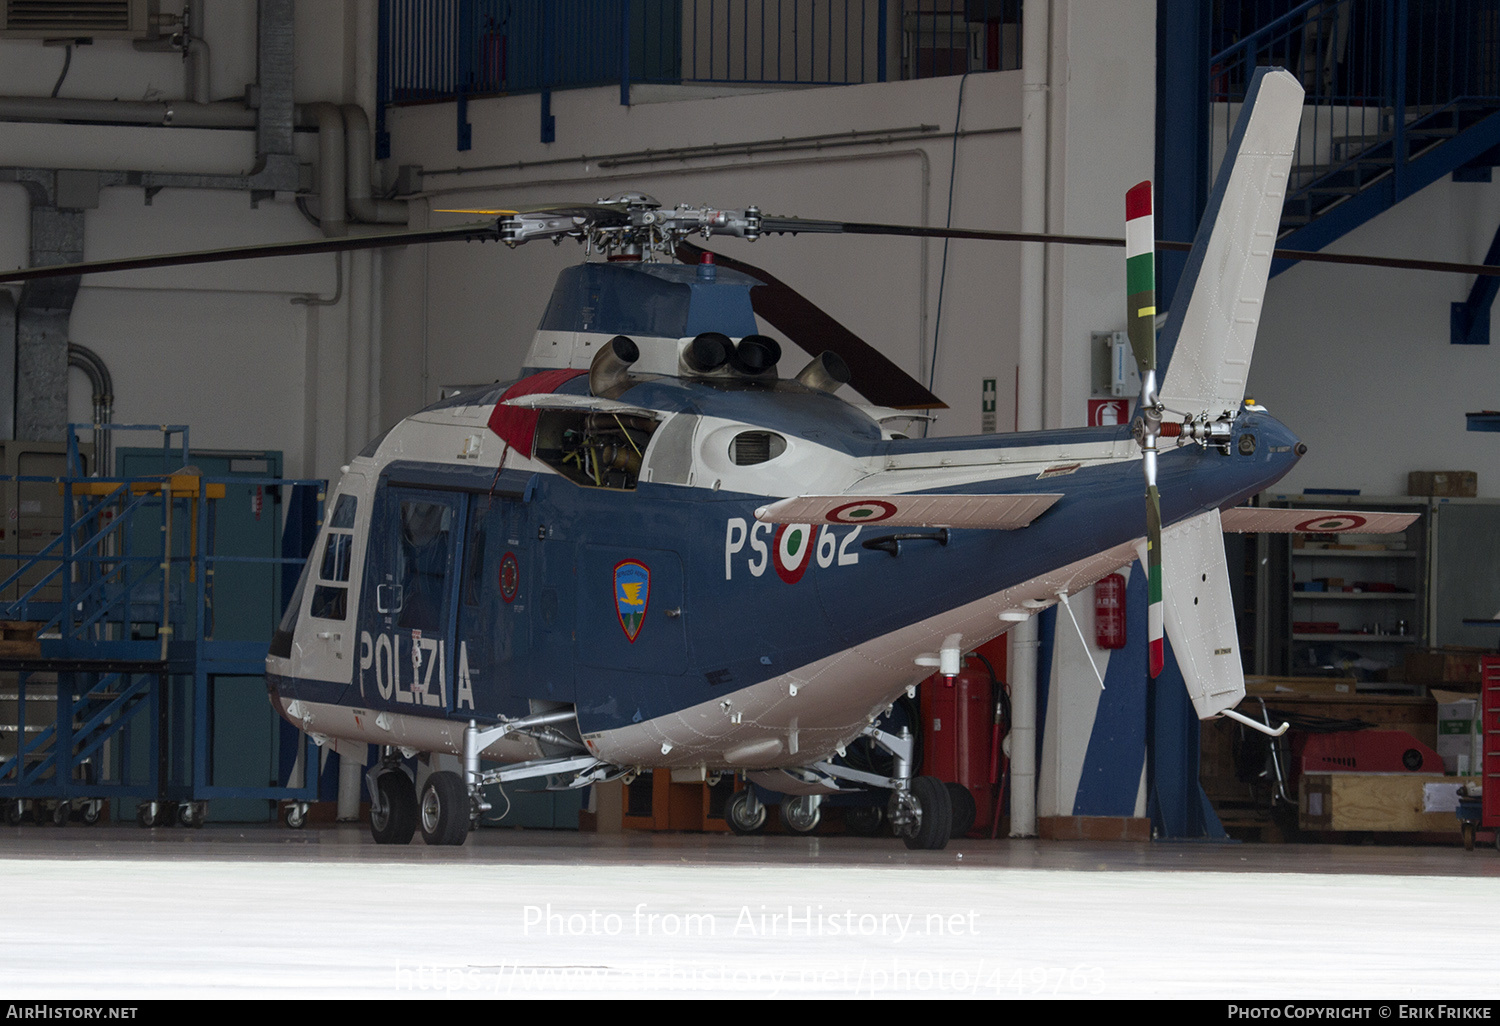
[370,772,417,845]
[945,782,977,839]
[283,804,307,830]
[418,771,471,846]
[902,776,953,851]
[4,801,24,827]
[780,795,821,835]
[843,804,884,837]
[726,789,768,835]
[1462,821,1476,851]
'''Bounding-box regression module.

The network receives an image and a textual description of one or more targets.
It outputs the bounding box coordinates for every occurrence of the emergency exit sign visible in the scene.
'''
[981,378,997,433]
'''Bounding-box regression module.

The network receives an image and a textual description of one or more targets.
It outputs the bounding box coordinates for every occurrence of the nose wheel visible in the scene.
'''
[369,770,417,845]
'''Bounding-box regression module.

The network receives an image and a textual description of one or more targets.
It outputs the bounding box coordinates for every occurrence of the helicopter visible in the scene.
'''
[0,67,1427,849]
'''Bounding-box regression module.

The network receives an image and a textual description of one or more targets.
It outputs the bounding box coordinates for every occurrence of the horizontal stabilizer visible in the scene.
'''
[755,493,1062,529]
[1220,508,1420,534]
[1137,509,1244,720]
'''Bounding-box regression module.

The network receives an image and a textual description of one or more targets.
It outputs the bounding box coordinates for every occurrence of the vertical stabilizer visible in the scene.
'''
[1156,68,1303,419]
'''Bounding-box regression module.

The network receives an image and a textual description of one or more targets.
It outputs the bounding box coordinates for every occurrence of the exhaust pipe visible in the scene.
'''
[589,335,640,399]
[795,351,851,394]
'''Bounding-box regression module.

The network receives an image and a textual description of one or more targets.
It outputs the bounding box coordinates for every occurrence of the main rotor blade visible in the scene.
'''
[676,241,946,410]
[761,216,1500,280]
[0,222,502,285]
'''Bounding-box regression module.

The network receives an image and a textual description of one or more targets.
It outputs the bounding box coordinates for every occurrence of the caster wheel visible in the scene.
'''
[780,795,822,835]
[283,803,307,830]
[4,800,25,827]
[177,803,197,828]
[726,789,768,836]
[418,771,471,846]
[370,772,417,845]
[1462,822,1476,851]
[51,801,69,827]
[136,802,158,828]
[81,801,101,826]
[945,783,977,839]
[843,804,884,837]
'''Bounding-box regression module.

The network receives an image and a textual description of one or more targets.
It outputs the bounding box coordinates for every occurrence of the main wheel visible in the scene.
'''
[418,771,471,846]
[843,804,884,837]
[894,776,953,851]
[726,789,767,835]
[945,782,977,839]
[780,795,821,835]
[370,771,417,845]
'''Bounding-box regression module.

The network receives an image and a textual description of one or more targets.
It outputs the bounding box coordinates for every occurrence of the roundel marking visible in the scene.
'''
[1293,514,1367,533]
[773,523,814,584]
[827,500,898,524]
[499,551,520,603]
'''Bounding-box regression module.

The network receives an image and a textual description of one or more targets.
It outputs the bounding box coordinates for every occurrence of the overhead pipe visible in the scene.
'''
[341,104,407,225]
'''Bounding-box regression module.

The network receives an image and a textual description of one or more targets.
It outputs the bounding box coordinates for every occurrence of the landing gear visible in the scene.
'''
[369,771,417,845]
[889,776,953,851]
[843,804,885,836]
[726,789,768,835]
[945,783,976,839]
[419,770,471,846]
[780,795,822,835]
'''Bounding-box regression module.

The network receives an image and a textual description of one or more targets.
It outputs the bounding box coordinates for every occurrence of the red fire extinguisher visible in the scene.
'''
[1095,573,1126,650]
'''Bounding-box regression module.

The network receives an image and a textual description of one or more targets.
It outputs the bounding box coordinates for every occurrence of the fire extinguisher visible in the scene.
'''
[1095,572,1127,650]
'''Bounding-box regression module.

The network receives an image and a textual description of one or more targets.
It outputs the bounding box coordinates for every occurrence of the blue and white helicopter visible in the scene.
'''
[0,68,1423,849]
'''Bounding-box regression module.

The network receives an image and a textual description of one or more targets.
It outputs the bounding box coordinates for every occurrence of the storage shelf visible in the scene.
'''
[1293,549,1417,558]
[1292,633,1419,642]
[1293,592,1417,600]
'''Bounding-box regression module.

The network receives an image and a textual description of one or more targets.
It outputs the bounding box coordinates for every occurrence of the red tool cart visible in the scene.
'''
[1459,656,1499,851]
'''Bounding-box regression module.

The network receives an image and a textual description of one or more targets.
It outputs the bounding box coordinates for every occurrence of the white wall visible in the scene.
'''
[0,2,374,480]
[1250,176,1500,498]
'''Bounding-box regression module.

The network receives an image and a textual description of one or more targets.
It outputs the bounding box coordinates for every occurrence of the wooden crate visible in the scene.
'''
[1299,772,1478,832]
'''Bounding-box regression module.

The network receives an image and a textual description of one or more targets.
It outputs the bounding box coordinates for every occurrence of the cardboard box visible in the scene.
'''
[1433,689,1483,775]
[1408,470,1477,497]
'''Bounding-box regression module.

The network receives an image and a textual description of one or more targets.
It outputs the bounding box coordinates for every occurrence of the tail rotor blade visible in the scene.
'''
[1128,180,1165,680]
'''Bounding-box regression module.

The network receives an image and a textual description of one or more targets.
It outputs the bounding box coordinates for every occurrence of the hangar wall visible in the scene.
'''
[1251,179,1500,498]
[0,2,379,480]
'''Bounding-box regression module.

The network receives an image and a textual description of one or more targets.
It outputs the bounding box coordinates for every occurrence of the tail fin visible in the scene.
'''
[1156,68,1303,420]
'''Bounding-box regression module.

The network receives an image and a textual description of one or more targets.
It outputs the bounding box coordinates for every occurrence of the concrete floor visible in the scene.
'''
[2,824,1499,999]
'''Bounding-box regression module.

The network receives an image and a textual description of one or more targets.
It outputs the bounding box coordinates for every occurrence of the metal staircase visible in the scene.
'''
[0,425,321,827]
[1209,0,1500,275]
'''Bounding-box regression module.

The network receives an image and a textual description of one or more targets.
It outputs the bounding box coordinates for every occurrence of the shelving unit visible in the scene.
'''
[1259,494,1427,682]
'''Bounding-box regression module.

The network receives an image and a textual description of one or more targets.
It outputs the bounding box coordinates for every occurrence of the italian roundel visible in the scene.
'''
[773,523,815,583]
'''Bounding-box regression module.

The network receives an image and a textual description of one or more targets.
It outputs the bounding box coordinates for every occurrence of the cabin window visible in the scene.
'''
[534,410,659,490]
[729,431,786,466]
[310,497,358,621]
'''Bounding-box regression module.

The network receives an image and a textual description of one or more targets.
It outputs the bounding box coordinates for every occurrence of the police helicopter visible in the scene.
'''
[0,68,1434,848]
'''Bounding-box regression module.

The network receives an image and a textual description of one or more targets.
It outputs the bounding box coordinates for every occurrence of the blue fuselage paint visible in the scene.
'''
[269,371,1303,744]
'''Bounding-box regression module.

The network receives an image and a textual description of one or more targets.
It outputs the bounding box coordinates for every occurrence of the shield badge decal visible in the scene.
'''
[613,560,650,642]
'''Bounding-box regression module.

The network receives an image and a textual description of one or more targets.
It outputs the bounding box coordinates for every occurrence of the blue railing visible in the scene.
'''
[378,0,1022,151]
[1209,0,1500,233]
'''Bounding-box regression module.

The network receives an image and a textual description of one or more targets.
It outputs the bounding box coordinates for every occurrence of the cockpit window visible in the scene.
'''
[729,431,786,466]
[535,410,660,490]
